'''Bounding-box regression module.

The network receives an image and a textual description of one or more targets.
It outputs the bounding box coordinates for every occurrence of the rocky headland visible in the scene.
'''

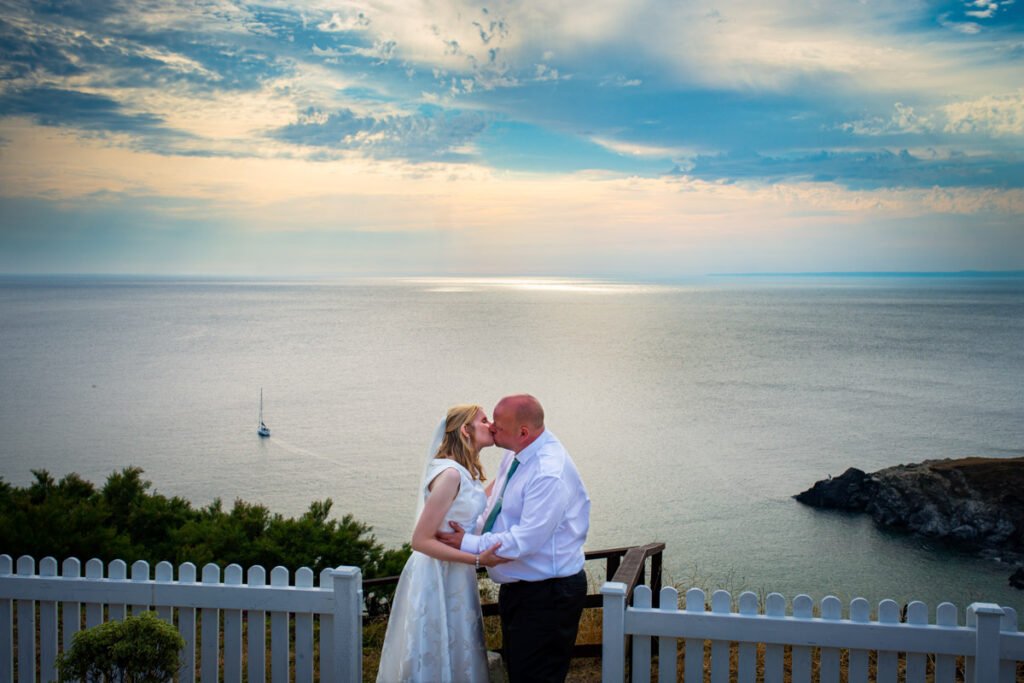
[794,457,1024,589]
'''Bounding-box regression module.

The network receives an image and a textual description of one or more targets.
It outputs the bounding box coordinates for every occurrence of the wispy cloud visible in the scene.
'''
[839,103,934,136]
[270,105,489,161]
[317,11,371,33]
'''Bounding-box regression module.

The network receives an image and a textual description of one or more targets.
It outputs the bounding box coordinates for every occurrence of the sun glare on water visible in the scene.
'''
[405,277,656,294]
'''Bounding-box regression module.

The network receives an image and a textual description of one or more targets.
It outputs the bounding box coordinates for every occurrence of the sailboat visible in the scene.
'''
[257,388,271,437]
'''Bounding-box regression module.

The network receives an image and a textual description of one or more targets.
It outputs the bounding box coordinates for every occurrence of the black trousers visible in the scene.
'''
[498,570,587,683]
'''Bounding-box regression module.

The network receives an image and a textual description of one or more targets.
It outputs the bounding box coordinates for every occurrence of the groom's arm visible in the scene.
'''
[459,474,568,559]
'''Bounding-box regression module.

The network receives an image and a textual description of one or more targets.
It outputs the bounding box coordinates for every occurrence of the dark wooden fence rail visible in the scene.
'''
[363,542,666,660]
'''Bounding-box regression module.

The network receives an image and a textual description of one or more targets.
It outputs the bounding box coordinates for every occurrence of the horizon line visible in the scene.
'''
[709,270,1024,278]
[1,270,1023,281]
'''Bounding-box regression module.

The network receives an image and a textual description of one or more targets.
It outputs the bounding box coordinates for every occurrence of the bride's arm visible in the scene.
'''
[412,469,506,567]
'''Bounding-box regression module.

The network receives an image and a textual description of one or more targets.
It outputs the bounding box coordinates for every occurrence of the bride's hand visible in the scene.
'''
[478,542,511,567]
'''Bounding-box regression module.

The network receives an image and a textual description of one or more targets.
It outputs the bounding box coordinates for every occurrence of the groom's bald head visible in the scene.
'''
[492,394,545,451]
[502,394,544,428]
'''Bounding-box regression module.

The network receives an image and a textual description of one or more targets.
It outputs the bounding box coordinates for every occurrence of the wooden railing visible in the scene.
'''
[364,541,666,659]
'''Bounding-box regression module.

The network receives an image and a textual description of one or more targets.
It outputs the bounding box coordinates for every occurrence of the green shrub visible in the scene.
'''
[0,467,410,580]
[57,611,184,683]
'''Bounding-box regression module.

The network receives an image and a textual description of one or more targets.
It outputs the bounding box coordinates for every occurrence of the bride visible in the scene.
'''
[376,404,509,683]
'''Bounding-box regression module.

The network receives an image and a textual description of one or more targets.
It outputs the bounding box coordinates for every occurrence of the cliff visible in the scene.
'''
[794,457,1024,588]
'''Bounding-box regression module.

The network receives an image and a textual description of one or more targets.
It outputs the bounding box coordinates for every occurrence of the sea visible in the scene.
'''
[1,274,1022,615]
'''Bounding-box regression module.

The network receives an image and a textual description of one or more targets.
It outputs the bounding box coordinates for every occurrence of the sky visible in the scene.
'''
[0,0,1022,278]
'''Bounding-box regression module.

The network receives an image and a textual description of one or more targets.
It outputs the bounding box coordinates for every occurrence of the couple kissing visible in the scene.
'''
[376,394,591,683]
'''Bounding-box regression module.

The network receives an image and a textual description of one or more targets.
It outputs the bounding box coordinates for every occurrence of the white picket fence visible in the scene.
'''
[0,554,363,683]
[602,582,1024,682]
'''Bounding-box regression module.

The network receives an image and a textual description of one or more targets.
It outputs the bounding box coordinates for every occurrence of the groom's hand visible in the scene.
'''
[436,521,465,549]
[480,541,511,567]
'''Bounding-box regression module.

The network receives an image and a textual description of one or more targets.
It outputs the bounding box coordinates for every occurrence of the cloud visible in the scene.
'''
[533,64,568,82]
[599,75,642,87]
[939,14,983,34]
[6,117,1021,218]
[0,1,288,96]
[0,0,1021,242]
[270,105,489,161]
[840,103,934,136]
[943,90,1024,136]
[317,11,371,33]
[680,147,1024,190]
[959,0,1016,20]
[0,86,172,136]
[590,136,700,160]
[3,110,1022,275]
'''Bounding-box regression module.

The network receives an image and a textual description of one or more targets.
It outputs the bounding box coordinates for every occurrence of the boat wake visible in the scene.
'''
[266,437,340,466]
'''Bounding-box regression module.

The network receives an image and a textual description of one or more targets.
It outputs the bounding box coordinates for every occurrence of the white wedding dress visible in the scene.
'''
[376,459,489,683]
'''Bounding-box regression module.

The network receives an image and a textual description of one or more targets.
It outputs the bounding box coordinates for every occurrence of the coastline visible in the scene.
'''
[795,456,1024,588]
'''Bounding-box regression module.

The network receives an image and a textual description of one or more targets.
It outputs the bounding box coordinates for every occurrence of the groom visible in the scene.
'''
[438,394,590,683]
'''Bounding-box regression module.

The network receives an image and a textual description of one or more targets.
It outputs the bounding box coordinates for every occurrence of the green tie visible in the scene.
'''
[482,458,519,533]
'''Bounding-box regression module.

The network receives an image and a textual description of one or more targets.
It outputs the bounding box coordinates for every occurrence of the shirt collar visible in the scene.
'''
[513,428,551,464]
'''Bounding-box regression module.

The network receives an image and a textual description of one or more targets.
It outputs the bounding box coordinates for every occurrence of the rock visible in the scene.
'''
[793,467,877,510]
[795,456,1024,557]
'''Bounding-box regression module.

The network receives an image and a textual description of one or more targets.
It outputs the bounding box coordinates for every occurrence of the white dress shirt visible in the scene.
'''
[460,429,590,583]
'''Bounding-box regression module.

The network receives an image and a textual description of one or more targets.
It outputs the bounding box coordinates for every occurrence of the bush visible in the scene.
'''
[0,467,410,580]
[57,611,184,683]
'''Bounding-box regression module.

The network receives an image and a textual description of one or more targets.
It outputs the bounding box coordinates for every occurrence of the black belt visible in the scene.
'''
[502,569,585,589]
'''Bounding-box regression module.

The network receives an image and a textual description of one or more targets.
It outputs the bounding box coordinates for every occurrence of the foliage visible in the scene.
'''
[57,611,184,683]
[0,467,410,579]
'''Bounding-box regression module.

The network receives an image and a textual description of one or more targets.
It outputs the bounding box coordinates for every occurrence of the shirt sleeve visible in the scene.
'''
[460,531,482,554]
[462,473,569,560]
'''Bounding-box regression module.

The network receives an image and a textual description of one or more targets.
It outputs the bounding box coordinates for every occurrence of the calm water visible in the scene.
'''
[1,275,1022,613]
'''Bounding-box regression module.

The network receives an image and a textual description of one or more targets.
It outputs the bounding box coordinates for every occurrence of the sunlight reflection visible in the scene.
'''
[406,277,658,294]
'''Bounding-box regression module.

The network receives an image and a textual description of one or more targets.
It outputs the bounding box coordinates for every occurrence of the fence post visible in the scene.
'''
[108,559,127,622]
[969,602,1005,683]
[658,587,680,683]
[85,559,104,629]
[632,585,652,679]
[848,598,871,682]
[178,562,197,683]
[222,564,243,683]
[601,581,627,683]
[737,592,758,682]
[935,602,959,682]
[16,555,35,683]
[1000,608,1019,683]
[791,595,814,681]
[61,558,82,654]
[710,590,731,682]
[684,588,706,683]
[319,568,335,680]
[130,560,150,616]
[201,563,221,682]
[763,593,786,683]
[0,555,11,683]
[295,567,315,683]
[246,566,266,683]
[270,566,290,683]
[39,557,58,683]
[331,567,363,683]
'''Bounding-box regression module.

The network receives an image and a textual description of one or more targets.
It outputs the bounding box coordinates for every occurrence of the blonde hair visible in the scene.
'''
[437,404,487,482]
